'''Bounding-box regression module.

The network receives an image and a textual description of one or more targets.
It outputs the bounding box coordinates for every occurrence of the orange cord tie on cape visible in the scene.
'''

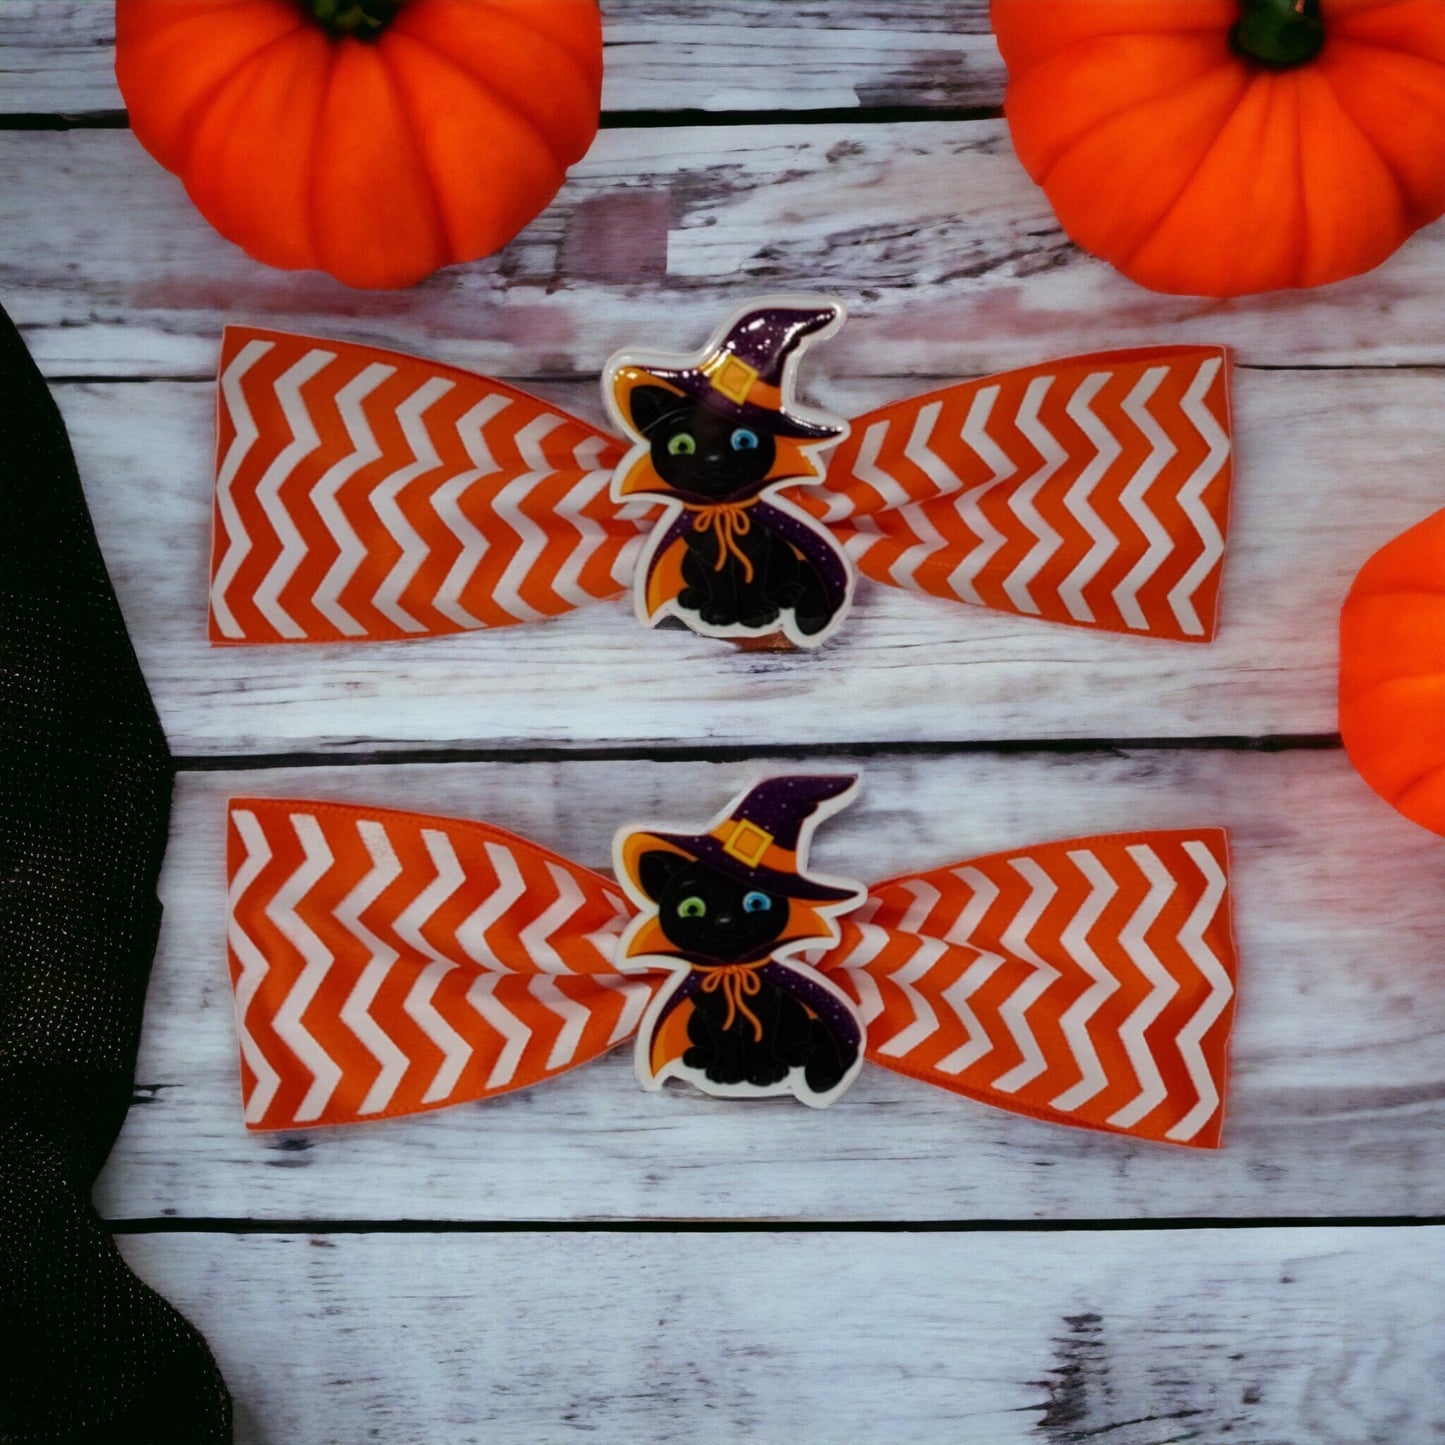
[208,297,1235,652]
[224,775,1240,1146]
[692,502,756,580]
[698,962,766,1039]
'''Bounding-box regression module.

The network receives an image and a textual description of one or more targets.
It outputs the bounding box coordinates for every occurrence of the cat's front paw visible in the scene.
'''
[687,1043,748,1085]
[699,604,738,628]
[739,606,781,630]
[745,1057,790,1088]
[705,1057,748,1086]
[678,586,708,611]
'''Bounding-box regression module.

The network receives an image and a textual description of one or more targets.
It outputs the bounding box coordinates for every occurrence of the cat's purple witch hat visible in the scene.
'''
[616,775,864,904]
[606,296,848,442]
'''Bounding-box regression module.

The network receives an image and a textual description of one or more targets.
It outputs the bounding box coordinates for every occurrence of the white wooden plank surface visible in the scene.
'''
[11,11,1445,1445]
[8,125,1445,380]
[10,7,1444,1443]
[57,367,1440,752]
[116,1226,1445,1445]
[98,751,1445,1222]
[0,1,1002,117]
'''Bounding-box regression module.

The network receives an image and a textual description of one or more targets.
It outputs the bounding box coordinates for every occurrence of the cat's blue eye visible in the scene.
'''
[677,896,707,919]
[667,433,697,457]
[742,890,772,913]
[730,428,759,452]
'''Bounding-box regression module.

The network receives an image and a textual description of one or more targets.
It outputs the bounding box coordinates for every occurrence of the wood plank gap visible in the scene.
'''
[46,372,217,385]
[0,104,1003,134]
[45,363,1445,389]
[1239,360,1445,373]
[0,109,127,130]
[598,103,1004,128]
[170,735,1344,773]
[106,1215,1445,1235]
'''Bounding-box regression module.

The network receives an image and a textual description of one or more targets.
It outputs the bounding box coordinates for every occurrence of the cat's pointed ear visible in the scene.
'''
[637,849,690,903]
[627,385,688,438]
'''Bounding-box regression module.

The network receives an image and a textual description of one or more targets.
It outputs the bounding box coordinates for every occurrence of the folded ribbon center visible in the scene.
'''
[691,502,755,581]
[697,961,766,1040]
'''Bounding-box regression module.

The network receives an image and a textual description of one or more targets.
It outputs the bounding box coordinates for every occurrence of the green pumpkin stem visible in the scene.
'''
[1231,0,1325,67]
[302,0,405,39]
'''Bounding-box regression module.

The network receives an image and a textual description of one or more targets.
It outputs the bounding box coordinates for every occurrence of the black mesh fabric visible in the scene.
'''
[0,304,232,1443]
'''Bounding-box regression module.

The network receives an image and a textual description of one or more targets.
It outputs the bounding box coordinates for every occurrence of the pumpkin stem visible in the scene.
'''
[1232,0,1325,67]
[301,0,405,39]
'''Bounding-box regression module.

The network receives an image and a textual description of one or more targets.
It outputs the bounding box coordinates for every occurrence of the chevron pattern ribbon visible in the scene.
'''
[208,324,1233,646]
[226,795,1238,1147]
[796,348,1232,640]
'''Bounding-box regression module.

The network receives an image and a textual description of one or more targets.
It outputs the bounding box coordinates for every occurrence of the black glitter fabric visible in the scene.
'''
[0,304,232,1443]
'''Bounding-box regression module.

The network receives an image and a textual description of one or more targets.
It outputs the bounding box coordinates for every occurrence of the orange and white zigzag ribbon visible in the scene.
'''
[209,328,1232,646]
[226,798,1238,1147]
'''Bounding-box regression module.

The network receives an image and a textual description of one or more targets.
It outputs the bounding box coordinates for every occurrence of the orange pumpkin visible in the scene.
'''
[114,0,603,289]
[1339,508,1445,836]
[991,0,1445,297]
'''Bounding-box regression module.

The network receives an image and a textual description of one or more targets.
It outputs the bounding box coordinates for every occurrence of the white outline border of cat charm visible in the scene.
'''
[603,295,855,650]
[612,774,868,1108]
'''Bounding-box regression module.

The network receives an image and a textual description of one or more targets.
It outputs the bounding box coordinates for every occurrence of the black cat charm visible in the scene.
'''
[605,297,854,648]
[615,775,867,1107]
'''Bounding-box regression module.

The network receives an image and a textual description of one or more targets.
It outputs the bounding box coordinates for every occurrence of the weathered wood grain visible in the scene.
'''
[56,367,1443,752]
[11,8,1441,1440]
[97,751,1445,1222]
[116,1226,1445,1445]
[9,125,1445,380]
[0,1,1002,117]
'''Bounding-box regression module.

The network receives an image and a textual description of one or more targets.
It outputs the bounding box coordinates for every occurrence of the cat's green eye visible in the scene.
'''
[677,895,707,919]
[667,433,697,457]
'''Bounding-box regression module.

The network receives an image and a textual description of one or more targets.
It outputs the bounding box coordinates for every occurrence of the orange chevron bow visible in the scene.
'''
[209,299,1234,649]
[225,779,1239,1146]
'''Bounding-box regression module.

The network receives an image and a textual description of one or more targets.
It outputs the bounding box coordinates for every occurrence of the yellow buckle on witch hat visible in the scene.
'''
[722,819,773,868]
[709,354,759,405]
